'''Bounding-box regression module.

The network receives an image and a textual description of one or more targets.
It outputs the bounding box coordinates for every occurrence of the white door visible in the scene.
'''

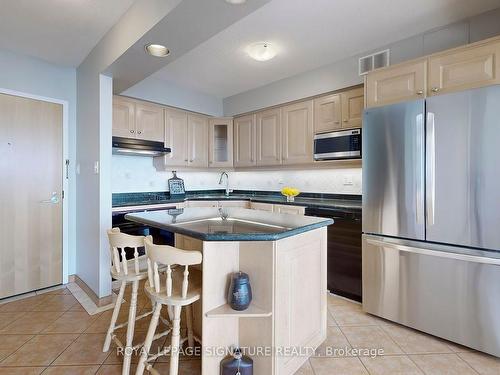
[0,93,63,298]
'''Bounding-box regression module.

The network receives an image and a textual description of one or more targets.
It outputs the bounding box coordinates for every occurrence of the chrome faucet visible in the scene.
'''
[218,171,230,196]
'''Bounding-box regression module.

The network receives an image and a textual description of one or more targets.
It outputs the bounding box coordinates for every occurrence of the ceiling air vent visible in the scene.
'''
[359,49,390,76]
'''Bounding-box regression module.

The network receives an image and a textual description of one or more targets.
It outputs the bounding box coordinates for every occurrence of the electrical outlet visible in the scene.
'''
[93,161,99,174]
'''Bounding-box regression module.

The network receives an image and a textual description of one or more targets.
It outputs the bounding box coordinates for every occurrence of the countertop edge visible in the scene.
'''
[125,214,333,242]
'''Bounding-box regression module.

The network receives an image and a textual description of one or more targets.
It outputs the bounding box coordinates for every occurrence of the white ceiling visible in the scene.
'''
[152,0,500,98]
[0,0,136,66]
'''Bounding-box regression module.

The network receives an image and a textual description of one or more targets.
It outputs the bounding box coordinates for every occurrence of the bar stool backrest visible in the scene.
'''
[144,237,202,299]
[107,228,150,276]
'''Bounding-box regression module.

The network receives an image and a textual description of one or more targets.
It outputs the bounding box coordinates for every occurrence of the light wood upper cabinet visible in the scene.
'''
[256,108,281,166]
[341,87,364,128]
[234,114,256,167]
[135,102,164,142]
[187,114,208,168]
[208,118,233,168]
[282,100,313,165]
[112,97,135,138]
[428,40,500,96]
[165,109,188,166]
[313,94,341,133]
[366,59,427,108]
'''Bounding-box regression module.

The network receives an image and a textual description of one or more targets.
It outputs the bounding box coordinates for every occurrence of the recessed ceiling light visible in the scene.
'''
[246,42,277,62]
[225,0,247,4]
[145,44,170,57]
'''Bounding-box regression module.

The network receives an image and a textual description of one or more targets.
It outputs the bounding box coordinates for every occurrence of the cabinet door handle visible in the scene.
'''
[137,131,142,134]
[431,87,439,93]
[130,130,135,133]
[184,159,188,162]
[334,121,340,124]
[189,159,193,162]
[343,119,348,122]
[416,90,424,95]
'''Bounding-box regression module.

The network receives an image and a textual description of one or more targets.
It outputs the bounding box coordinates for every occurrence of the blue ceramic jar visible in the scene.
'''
[228,272,252,311]
[220,348,253,375]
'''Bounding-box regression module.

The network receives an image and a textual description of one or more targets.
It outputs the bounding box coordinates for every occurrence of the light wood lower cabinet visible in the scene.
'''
[249,202,274,212]
[366,59,427,108]
[187,200,249,208]
[273,204,305,215]
[234,114,256,167]
[187,114,208,168]
[428,40,500,96]
[250,202,305,215]
[282,100,314,165]
[275,229,327,374]
[256,108,281,165]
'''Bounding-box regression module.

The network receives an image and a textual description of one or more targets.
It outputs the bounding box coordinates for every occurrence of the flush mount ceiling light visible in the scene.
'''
[145,44,170,57]
[225,0,247,4]
[246,42,277,62]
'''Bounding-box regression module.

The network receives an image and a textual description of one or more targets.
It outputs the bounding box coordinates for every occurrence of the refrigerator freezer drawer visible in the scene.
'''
[362,234,500,357]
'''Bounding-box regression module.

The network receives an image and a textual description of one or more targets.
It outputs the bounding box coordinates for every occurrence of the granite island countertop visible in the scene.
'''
[125,207,333,241]
[113,190,361,212]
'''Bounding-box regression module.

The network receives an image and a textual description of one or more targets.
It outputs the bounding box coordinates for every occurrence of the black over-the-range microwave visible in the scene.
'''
[313,128,361,161]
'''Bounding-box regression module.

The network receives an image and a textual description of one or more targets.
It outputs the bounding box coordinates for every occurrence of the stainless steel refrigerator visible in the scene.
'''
[362,85,500,357]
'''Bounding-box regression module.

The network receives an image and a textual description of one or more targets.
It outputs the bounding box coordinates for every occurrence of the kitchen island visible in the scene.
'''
[126,207,333,375]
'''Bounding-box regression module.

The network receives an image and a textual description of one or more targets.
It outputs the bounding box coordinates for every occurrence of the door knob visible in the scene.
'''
[40,192,60,204]
[431,87,439,93]
[416,90,424,95]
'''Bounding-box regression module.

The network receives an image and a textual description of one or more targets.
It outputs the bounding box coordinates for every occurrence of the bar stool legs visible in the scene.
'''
[135,303,162,375]
[169,306,182,375]
[122,279,140,375]
[103,281,126,352]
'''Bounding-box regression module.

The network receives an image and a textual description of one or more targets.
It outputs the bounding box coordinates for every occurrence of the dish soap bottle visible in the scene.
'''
[220,348,253,375]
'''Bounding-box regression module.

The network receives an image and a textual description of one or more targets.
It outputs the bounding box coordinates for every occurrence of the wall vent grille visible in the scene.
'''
[359,49,390,75]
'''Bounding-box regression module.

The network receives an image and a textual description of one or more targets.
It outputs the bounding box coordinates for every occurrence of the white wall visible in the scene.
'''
[0,48,77,276]
[112,155,361,195]
[76,0,183,297]
[223,7,500,115]
[122,76,224,116]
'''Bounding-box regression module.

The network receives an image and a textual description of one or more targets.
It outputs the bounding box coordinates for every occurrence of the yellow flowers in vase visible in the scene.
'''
[281,187,300,202]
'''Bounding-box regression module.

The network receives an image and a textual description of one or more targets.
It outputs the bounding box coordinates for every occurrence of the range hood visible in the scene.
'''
[112,137,171,157]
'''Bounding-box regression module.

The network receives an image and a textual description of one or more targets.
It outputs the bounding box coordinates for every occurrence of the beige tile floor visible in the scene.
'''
[0,286,498,374]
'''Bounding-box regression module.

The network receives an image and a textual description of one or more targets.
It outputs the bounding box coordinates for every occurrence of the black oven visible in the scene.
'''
[314,128,361,160]
[112,206,176,259]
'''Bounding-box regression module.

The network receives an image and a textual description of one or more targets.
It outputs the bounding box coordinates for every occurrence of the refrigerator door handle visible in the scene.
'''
[426,112,436,226]
[366,238,500,265]
[416,114,425,224]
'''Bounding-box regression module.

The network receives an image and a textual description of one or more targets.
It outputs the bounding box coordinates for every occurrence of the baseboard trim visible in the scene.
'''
[73,275,114,307]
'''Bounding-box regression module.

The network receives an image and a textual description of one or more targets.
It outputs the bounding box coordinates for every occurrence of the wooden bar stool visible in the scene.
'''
[135,237,202,375]
[105,228,171,375]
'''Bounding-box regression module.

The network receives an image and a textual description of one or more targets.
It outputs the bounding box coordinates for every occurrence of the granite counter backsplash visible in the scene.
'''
[113,190,362,212]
